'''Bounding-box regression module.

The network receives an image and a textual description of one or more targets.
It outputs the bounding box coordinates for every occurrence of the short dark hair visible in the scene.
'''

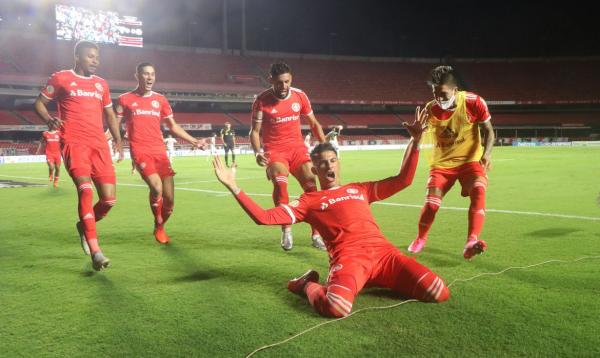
[269,62,292,78]
[74,40,99,57]
[429,65,457,87]
[310,142,337,160]
[136,62,155,75]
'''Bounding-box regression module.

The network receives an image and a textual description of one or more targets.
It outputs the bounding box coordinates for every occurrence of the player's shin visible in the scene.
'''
[417,195,442,239]
[149,193,164,227]
[77,182,101,254]
[93,197,116,222]
[467,182,486,241]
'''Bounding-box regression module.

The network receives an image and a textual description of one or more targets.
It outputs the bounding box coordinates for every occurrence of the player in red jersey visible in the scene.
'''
[36,123,62,187]
[115,62,204,244]
[251,62,327,251]
[407,66,495,259]
[34,40,123,271]
[214,108,450,317]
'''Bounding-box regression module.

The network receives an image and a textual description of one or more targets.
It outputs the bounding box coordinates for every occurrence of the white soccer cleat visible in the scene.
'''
[76,221,91,256]
[281,228,293,251]
[91,252,110,271]
[311,235,326,251]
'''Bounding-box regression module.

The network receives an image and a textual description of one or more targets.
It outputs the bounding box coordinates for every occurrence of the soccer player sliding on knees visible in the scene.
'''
[213,107,450,318]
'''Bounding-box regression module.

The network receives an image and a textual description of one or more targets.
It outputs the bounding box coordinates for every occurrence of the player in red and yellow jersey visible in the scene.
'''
[214,108,449,317]
[34,40,123,271]
[116,62,204,244]
[407,66,495,259]
[251,62,327,251]
[37,124,62,187]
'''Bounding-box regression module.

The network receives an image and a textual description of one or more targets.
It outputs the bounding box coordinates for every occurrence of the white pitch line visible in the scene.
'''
[1,174,598,221]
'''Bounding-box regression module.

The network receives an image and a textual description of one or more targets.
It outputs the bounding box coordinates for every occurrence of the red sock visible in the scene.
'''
[161,204,174,225]
[272,175,289,205]
[395,258,449,303]
[77,182,100,254]
[305,282,353,318]
[149,193,163,226]
[93,197,116,222]
[417,195,441,240]
[468,182,486,241]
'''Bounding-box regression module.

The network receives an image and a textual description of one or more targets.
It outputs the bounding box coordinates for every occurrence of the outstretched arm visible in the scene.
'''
[165,117,205,149]
[368,106,427,202]
[212,156,294,226]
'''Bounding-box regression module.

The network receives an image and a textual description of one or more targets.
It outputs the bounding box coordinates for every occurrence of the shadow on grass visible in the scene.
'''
[526,227,583,238]
[160,243,221,282]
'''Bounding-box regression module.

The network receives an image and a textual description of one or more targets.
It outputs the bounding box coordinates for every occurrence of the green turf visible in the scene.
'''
[1,146,599,357]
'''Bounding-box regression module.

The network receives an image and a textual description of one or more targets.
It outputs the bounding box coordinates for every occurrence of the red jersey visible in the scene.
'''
[40,70,112,148]
[431,92,491,123]
[252,87,313,151]
[233,141,420,259]
[42,131,61,155]
[116,91,173,155]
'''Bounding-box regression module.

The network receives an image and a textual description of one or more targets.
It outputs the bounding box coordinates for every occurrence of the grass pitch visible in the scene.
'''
[1,146,599,357]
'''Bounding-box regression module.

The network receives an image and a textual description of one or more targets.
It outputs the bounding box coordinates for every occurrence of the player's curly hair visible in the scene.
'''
[74,40,99,57]
[270,62,292,77]
[311,142,338,160]
[429,65,457,87]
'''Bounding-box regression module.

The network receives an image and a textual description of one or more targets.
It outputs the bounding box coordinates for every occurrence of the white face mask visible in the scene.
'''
[436,94,456,110]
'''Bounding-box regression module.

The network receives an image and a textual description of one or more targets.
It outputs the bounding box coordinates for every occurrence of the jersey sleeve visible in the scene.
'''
[101,80,112,108]
[40,73,61,100]
[360,139,420,203]
[233,191,310,226]
[467,94,491,123]
[251,97,263,121]
[160,96,173,119]
[299,91,313,116]
[115,96,126,117]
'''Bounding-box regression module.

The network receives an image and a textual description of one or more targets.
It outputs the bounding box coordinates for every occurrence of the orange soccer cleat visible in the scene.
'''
[153,225,171,244]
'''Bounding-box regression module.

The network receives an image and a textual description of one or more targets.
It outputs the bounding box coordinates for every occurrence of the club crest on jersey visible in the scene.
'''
[291,102,301,112]
[139,162,147,169]
[95,83,103,92]
[320,202,329,211]
[346,188,359,194]
[70,82,77,87]
[151,100,160,109]
[270,108,278,114]
[46,85,55,94]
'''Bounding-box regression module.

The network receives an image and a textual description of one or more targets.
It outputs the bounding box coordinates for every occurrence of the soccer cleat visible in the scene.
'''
[281,228,293,251]
[154,225,171,244]
[463,239,487,259]
[91,252,110,271]
[53,180,58,188]
[76,221,91,256]
[311,235,326,250]
[407,237,427,253]
[287,269,320,295]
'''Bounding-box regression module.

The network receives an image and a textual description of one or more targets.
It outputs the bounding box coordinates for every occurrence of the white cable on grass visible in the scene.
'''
[246,255,600,358]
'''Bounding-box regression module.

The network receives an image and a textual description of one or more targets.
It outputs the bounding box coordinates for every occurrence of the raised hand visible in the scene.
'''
[212,155,239,192]
[402,106,428,140]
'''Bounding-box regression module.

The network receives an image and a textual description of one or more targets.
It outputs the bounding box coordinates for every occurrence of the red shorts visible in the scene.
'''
[427,161,487,197]
[325,245,442,309]
[132,151,175,179]
[266,146,311,173]
[62,142,115,184]
[45,152,62,166]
